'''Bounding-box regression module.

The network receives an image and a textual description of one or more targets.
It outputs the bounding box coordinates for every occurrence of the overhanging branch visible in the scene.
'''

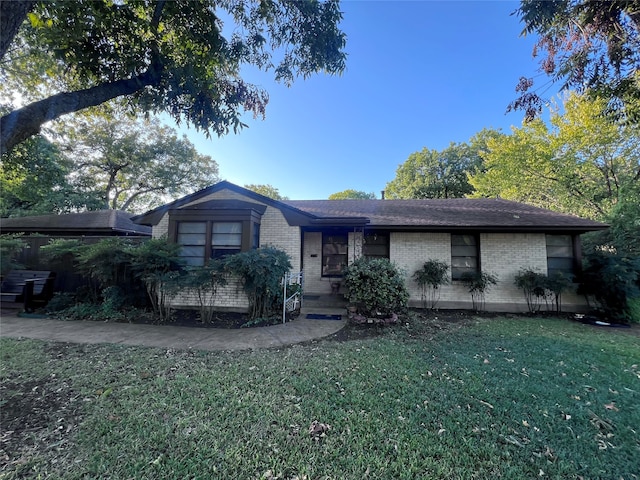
[0,66,161,155]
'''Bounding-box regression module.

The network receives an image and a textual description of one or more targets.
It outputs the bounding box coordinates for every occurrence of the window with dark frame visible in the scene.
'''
[177,222,207,266]
[363,232,389,259]
[173,216,259,265]
[451,234,479,280]
[546,234,574,278]
[211,221,242,258]
[322,233,348,276]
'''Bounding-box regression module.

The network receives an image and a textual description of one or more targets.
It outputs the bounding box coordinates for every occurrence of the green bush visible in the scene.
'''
[0,233,28,276]
[343,257,409,317]
[544,271,574,313]
[627,298,640,323]
[460,271,498,311]
[178,262,227,323]
[578,253,640,322]
[412,259,449,309]
[41,237,185,322]
[45,292,76,313]
[514,269,548,313]
[224,246,292,321]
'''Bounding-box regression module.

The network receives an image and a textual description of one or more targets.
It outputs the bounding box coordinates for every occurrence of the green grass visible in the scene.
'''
[1,316,639,479]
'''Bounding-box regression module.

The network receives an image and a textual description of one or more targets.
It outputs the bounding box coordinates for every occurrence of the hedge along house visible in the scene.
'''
[132,181,608,313]
[1,210,152,292]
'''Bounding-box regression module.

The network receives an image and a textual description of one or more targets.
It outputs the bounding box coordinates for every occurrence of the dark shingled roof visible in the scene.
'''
[0,210,151,236]
[283,198,608,232]
[130,181,607,233]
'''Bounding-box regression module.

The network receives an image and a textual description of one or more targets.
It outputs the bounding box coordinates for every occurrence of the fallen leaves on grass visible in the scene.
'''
[308,420,331,441]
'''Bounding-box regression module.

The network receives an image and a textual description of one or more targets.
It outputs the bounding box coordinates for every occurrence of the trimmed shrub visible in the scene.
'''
[413,259,449,309]
[343,257,409,317]
[514,269,548,313]
[460,271,498,311]
[178,262,227,323]
[224,246,292,322]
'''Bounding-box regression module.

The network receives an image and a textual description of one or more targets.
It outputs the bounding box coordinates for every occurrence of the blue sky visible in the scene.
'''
[174,0,556,200]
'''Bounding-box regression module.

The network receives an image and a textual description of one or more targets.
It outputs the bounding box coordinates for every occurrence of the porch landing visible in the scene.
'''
[302,294,349,310]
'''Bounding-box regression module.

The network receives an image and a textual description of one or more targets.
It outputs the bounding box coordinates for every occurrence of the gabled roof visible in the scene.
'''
[284,198,608,232]
[131,181,608,233]
[0,210,151,236]
[132,180,369,227]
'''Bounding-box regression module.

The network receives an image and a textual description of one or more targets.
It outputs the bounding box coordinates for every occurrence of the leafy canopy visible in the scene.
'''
[385,132,500,199]
[510,0,640,122]
[0,134,103,216]
[470,93,640,220]
[62,109,219,212]
[328,190,377,200]
[244,184,289,200]
[0,0,347,153]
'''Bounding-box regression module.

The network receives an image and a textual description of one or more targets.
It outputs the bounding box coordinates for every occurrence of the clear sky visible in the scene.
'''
[173,0,557,200]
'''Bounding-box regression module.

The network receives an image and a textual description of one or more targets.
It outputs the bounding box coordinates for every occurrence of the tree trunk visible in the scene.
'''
[0,67,161,155]
[0,0,34,61]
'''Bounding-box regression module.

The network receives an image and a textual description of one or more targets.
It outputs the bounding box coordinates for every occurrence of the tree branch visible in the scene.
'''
[0,66,162,154]
[119,185,167,211]
[0,0,34,61]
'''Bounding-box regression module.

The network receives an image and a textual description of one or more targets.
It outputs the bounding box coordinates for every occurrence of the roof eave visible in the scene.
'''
[360,224,609,233]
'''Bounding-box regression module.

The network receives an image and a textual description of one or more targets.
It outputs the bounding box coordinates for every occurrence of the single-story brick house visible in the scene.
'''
[132,181,608,312]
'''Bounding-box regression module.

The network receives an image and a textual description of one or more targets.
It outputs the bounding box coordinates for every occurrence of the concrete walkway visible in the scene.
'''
[0,308,346,351]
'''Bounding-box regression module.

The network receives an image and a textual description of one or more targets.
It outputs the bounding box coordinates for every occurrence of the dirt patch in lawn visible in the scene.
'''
[0,371,83,474]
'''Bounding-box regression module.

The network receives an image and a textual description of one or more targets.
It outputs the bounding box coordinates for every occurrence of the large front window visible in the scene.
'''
[177,222,207,266]
[170,211,261,265]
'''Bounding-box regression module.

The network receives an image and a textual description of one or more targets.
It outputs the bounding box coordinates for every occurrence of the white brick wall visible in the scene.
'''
[260,207,301,272]
[152,187,591,312]
[152,213,169,238]
[170,277,249,311]
[302,232,331,294]
[150,188,299,311]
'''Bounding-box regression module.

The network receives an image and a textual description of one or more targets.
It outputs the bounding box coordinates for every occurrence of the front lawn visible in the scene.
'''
[1,316,638,479]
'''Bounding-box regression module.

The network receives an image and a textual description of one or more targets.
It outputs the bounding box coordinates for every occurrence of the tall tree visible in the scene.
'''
[328,190,376,200]
[385,135,497,199]
[0,0,347,154]
[64,112,220,212]
[510,0,640,122]
[471,93,639,220]
[244,184,288,201]
[0,134,102,217]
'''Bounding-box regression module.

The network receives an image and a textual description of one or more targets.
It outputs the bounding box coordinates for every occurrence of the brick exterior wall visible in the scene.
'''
[150,188,300,311]
[301,230,589,313]
[151,188,590,312]
[386,232,588,312]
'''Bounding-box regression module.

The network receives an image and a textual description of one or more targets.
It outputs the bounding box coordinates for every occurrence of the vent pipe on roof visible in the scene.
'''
[381,190,385,200]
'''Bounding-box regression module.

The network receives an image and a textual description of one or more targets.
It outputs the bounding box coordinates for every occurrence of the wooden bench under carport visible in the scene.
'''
[1,270,56,313]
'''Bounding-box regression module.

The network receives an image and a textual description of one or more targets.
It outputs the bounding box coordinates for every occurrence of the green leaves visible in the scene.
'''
[511,0,640,121]
[327,190,376,200]
[412,259,449,309]
[62,109,220,212]
[343,257,409,317]
[470,93,640,221]
[1,0,347,152]
[385,134,494,199]
[224,247,292,321]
